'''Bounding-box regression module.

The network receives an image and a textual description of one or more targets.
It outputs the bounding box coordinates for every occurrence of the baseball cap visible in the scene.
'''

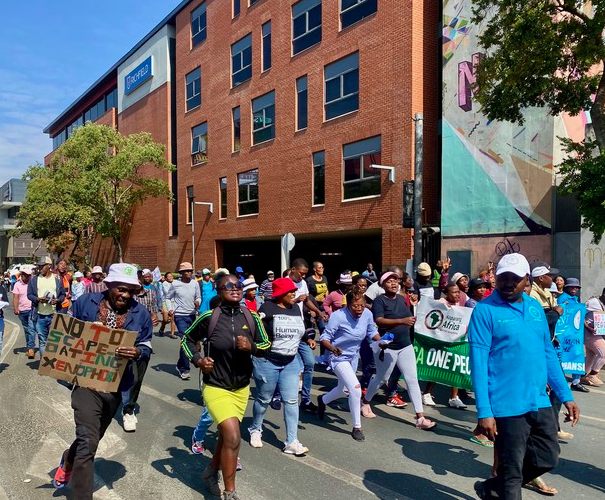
[530,261,559,278]
[549,282,559,293]
[450,272,469,285]
[20,265,35,275]
[91,266,103,274]
[267,270,274,276]
[469,277,487,290]
[202,268,211,275]
[142,268,152,276]
[272,277,297,298]
[496,253,530,277]
[380,271,400,285]
[236,266,244,273]
[242,278,258,292]
[103,263,140,286]
[337,273,353,285]
[417,262,431,277]
[564,277,581,289]
[73,271,84,278]
[179,262,194,272]
[37,256,52,266]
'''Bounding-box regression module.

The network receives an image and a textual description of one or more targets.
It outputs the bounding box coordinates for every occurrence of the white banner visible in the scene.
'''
[593,312,605,336]
[415,298,472,343]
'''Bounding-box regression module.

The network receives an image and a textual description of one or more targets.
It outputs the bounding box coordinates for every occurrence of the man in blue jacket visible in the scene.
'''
[469,253,580,500]
[51,263,153,500]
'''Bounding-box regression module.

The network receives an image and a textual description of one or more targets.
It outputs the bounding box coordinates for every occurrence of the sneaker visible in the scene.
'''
[191,437,205,455]
[557,430,574,440]
[249,430,263,448]
[283,439,308,456]
[422,393,436,406]
[123,413,137,432]
[317,395,326,421]
[351,428,365,441]
[223,491,241,500]
[448,397,468,409]
[52,453,71,489]
[300,401,318,414]
[236,458,242,471]
[571,383,590,393]
[270,396,282,411]
[26,349,35,359]
[168,333,179,339]
[361,403,376,419]
[361,388,367,399]
[415,416,436,430]
[201,464,222,497]
[386,395,408,408]
[180,371,191,380]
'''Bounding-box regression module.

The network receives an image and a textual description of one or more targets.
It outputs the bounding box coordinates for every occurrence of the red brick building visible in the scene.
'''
[44,0,440,279]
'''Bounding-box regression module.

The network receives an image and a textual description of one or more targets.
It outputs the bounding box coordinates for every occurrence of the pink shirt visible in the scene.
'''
[13,280,32,311]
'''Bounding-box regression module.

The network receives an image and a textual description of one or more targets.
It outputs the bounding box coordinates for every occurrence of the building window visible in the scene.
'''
[238,169,259,216]
[313,151,325,205]
[191,2,207,47]
[249,0,261,5]
[106,88,118,109]
[262,21,272,72]
[231,34,252,87]
[324,52,359,120]
[343,136,381,200]
[296,76,308,130]
[292,0,322,55]
[232,106,241,152]
[186,67,201,111]
[233,0,240,17]
[191,122,208,165]
[186,185,194,224]
[252,91,275,144]
[341,0,377,30]
[220,177,228,219]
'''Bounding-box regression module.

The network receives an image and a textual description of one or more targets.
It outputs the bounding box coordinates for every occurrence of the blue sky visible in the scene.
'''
[0,1,179,185]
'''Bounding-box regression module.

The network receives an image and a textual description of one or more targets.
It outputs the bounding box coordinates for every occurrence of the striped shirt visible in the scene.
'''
[85,281,107,294]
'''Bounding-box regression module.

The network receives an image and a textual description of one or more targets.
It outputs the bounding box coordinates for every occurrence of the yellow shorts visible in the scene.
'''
[203,385,250,425]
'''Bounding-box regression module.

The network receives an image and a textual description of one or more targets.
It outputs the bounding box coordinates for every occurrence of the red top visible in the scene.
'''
[244,298,258,312]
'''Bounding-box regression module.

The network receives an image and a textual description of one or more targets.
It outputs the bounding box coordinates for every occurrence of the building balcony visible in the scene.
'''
[0,218,18,231]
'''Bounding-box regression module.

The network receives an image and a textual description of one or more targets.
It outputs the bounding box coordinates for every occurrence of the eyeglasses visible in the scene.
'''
[220,282,243,291]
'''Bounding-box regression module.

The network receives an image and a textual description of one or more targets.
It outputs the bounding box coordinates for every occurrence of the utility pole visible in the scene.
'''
[413,113,423,268]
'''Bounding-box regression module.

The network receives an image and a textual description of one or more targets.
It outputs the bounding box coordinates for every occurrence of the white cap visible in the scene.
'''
[242,278,258,292]
[450,272,469,284]
[20,265,35,275]
[549,282,558,293]
[103,263,140,286]
[91,266,103,274]
[531,266,552,278]
[496,253,530,278]
[202,268,211,275]
[73,271,84,278]
[142,268,152,276]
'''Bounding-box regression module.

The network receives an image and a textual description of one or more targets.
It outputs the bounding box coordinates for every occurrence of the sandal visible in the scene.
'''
[470,436,494,448]
[525,477,557,496]
[52,453,72,489]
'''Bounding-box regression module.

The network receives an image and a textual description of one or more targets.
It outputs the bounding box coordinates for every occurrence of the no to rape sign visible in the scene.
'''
[38,314,136,392]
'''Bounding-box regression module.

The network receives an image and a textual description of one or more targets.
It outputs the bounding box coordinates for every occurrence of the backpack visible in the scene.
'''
[203,306,256,357]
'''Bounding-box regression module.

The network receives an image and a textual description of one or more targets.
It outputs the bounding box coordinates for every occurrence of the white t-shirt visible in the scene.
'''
[295,279,309,313]
[586,297,605,312]
[365,281,385,302]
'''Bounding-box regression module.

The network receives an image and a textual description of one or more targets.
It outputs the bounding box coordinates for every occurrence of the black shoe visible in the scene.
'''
[571,383,590,393]
[300,401,318,414]
[351,428,365,441]
[317,395,326,421]
[270,397,282,411]
[473,480,487,500]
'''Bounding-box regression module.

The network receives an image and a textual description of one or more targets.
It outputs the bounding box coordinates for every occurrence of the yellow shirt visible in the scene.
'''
[530,282,557,309]
[37,274,57,316]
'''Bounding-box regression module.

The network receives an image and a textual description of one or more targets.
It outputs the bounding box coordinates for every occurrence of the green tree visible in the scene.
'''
[17,123,174,262]
[471,0,605,241]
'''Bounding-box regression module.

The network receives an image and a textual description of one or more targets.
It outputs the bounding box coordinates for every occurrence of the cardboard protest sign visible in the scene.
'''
[593,312,605,336]
[38,313,137,392]
[414,298,472,343]
[555,302,586,374]
[413,336,472,390]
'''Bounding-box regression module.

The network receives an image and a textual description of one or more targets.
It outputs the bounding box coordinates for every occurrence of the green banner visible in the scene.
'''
[412,335,472,390]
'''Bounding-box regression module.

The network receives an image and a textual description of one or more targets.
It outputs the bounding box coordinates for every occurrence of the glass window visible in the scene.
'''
[252,91,275,144]
[233,0,240,17]
[231,34,252,87]
[96,98,106,118]
[324,52,359,120]
[341,0,377,30]
[292,0,322,55]
[249,0,261,5]
[191,2,207,47]
[343,136,381,200]
[220,177,228,218]
[313,151,325,205]
[262,21,271,72]
[186,67,202,111]
[238,169,259,216]
[296,76,308,130]
[232,106,241,152]
[191,122,208,165]
[186,185,194,224]
[106,88,117,109]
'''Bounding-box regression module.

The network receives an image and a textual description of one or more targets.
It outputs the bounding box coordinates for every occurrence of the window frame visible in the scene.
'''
[191,2,207,48]
[342,136,382,201]
[232,106,241,152]
[186,67,202,111]
[251,91,275,145]
[312,151,325,206]
[292,0,322,56]
[324,52,359,121]
[296,75,308,131]
[233,0,240,17]
[231,34,253,87]
[191,122,208,166]
[340,0,377,30]
[219,177,228,219]
[261,21,272,72]
[237,169,259,216]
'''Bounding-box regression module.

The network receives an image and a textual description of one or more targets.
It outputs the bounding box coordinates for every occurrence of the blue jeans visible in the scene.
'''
[175,314,196,373]
[0,318,4,359]
[297,342,315,405]
[193,407,214,443]
[359,338,375,389]
[571,373,581,384]
[36,314,53,356]
[18,311,36,349]
[249,357,302,446]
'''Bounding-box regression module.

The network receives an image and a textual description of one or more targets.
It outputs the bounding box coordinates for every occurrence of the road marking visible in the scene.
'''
[587,387,605,395]
[0,320,19,364]
[581,414,605,424]
[141,384,197,411]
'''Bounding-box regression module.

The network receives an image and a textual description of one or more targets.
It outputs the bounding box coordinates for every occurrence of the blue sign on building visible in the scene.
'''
[124,56,153,95]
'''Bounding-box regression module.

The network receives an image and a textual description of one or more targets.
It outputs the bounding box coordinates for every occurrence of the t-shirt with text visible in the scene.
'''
[307,276,329,302]
[259,300,306,364]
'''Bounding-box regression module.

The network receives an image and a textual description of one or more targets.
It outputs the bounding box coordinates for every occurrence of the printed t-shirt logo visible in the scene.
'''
[573,310,582,330]
[528,306,541,320]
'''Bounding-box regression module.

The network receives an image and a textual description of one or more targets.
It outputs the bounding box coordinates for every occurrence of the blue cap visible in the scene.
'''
[236,266,244,273]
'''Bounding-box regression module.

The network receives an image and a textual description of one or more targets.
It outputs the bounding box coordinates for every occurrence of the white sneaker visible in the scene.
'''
[283,439,308,456]
[422,393,436,406]
[249,430,263,448]
[123,413,137,432]
[448,397,467,409]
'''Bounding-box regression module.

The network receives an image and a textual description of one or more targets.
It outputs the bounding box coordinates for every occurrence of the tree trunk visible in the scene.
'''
[590,71,605,152]
[113,235,123,263]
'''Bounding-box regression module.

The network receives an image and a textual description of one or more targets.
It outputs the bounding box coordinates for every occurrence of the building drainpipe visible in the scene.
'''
[413,113,424,268]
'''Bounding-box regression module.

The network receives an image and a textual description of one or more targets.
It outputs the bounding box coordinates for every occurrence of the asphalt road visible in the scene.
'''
[0,309,604,500]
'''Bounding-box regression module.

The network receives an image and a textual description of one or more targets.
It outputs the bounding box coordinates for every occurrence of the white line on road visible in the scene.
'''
[140,384,197,411]
[0,320,20,364]
[581,414,605,424]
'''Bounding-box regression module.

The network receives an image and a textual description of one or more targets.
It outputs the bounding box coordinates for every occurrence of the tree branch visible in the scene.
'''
[553,0,591,24]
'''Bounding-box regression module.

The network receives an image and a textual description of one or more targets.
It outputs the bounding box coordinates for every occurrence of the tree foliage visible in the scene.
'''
[471,0,605,242]
[17,123,174,262]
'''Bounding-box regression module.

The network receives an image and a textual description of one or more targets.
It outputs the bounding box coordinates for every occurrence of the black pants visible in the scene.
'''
[67,386,122,500]
[122,357,149,415]
[484,407,560,500]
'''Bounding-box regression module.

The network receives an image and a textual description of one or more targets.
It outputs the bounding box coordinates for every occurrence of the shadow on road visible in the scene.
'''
[551,458,605,495]
[0,362,8,373]
[151,446,211,496]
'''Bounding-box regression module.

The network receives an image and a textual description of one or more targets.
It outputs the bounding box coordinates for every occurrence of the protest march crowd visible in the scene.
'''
[1,252,598,500]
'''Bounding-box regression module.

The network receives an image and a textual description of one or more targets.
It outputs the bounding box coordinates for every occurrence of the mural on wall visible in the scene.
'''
[442,0,556,237]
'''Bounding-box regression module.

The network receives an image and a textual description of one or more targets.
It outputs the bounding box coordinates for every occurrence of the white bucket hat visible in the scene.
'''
[103,263,140,286]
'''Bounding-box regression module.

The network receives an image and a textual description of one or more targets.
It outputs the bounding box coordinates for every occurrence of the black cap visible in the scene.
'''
[469,277,488,290]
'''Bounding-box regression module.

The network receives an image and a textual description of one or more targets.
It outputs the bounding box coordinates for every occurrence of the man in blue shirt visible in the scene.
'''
[469,253,580,500]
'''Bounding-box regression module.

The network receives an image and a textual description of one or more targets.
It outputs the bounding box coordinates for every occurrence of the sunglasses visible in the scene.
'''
[220,282,243,291]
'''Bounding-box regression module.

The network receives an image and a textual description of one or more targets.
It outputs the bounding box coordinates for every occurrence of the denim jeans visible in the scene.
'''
[359,338,375,389]
[249,357,302,446]
[36,314,53,356]
[193,407,214,443]
[18,311,36,349]
[297,342,315,405]
[0,317,4,359]
[174,314,196,373]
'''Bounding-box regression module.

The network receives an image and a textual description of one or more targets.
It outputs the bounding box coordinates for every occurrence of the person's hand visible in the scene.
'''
[331,347,343,357]
[168,310,174,317]
[50,298,58,305]
[297,294,308,303]
[236,335,252,352]
[442,257,451,272]
[115,346,141,360]
[309,311,317,318]
[38,297,48,304]
[152,315,159,326]
[378,342,389,350]
[320,312,329,322]
[307,339,317,349]
[13,308,19,316]
[563,401,580,426]
[488,262,495,273]
[197,357,214,374]
[554,305,564,316]
[409,294,419,306]
[401,317,416,326]
[477,417,497,441]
